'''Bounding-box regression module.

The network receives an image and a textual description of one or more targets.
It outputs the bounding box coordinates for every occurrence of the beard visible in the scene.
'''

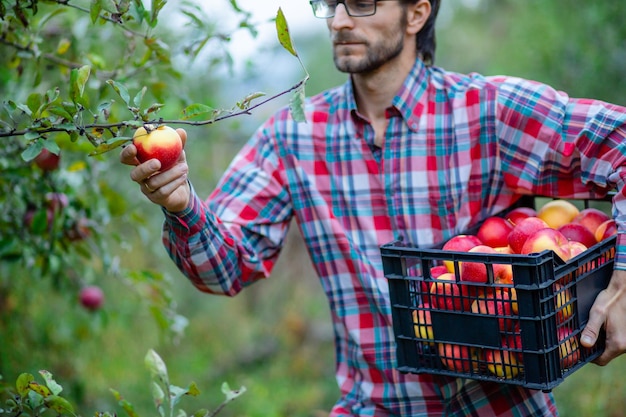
[332,32,405,74]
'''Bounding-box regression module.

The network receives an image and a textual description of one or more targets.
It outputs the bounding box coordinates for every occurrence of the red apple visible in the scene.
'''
[133,124,183,172]
[557,223,597,249]
[438,342,479,373]
[34,148,61,171]
[537,199,580,229]
[565,241,588,259]
[429,265,449,279]
[520,228,571,262]
[441,234,483,273]
[505,206,537,226]
[595,219,617,242]
[429,272,465,311]
[459,245,512,284]
[558,327,581,369]
[79,286,104,311]
[477,216,515,248]
[507,217,550,254]
[572,208,611,235]
[470,288,516,332]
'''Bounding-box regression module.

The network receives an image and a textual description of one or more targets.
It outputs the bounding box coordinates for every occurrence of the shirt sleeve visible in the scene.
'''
[161,121,293,296]
[493,76,626,269]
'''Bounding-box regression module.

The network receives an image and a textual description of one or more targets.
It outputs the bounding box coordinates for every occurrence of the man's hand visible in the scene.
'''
[120,128,191,213]
[581,268,626,365]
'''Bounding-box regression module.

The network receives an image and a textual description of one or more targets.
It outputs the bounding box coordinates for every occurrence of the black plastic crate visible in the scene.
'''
[380,197,616,391]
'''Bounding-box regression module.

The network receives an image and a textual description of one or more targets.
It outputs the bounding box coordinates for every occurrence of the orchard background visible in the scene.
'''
[1,1,625,416]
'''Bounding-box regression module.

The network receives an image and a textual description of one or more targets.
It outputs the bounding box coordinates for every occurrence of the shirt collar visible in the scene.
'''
[344,59,430,133]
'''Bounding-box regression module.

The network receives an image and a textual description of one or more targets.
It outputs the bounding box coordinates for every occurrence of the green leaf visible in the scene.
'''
[16,373,34,397]
[70,65,91,104]
[276,8,297,57]
[150,382,165,417]
[221,382,246,402]
[88,138,132,156]
[181,103,215,120]
[39,370,63,396]
[110,389,139,417]
[27,93,43,117]
[106,80,131,106]
[133,87,147,107]
[28,382,52,397]
[48,105,74,121]
[150,0,167,27]
[144,349,169,386]
[21,141,45,162]
[90,0,102,23]
[289,83,307,123]
[44,395,75,416]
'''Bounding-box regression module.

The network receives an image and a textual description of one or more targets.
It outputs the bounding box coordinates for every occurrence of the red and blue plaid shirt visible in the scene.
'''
[162,59,626,416]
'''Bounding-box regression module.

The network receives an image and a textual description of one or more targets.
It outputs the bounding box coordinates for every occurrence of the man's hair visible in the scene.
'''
[402,0,440,66]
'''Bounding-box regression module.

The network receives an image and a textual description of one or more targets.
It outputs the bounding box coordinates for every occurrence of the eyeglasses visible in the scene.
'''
[310,0,396,19]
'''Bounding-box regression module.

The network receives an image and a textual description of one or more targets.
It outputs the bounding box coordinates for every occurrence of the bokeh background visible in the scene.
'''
[1,1,625,416]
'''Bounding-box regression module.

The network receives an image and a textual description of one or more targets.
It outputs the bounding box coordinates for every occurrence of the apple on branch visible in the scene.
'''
[133,124,183,171]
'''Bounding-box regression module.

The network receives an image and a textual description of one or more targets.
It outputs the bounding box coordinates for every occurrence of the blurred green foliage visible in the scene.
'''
[1,1,626,417]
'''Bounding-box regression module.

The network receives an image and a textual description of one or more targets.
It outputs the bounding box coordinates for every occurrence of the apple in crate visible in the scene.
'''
[412,304,434,344]
[459,245,513,284]
[441,234,483,273]
[505,206,537,226]
[572,207,611,236]
[429,272,466,311]
[437,342,479,373]
[470,288,516,332]
[558,327,581,369]
[508,217,550,254]
[520,228,571,262]
[537,199,580,229]
[477,216,514,248]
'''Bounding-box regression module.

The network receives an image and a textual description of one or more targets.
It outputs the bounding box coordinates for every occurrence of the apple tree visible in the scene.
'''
[0,0,307,403]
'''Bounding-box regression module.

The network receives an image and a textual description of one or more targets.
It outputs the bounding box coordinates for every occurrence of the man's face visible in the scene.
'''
[327,2,408,74]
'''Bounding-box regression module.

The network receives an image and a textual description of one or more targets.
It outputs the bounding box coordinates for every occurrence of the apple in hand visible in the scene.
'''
[477,216,514,248]
[133,124,183,171]
[79,285,104,311]
[507,217,550,254]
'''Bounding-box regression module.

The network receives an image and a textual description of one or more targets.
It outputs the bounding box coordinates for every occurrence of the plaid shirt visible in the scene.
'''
[162,58,626,416]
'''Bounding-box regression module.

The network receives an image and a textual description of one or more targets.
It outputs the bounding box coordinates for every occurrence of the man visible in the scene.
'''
[121,0,626,415]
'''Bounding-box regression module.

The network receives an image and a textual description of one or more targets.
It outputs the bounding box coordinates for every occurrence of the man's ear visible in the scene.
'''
[406,0,431,35]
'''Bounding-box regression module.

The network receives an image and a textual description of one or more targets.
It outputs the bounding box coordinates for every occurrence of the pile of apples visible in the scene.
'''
[412,199,616,379]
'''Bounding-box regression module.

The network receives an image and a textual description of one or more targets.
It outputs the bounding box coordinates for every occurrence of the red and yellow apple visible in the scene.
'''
[554,283,574,324]
[507,217,550,254]
[557,222,597,249]
[595,219,617,242]
[429,272,465,311]
[438,342,479,373]
[477,216,515,248]
[412,304,434,343]
[505,206,537,226]
[441,234,483,273]
[520,228,571,262]
[537,199,580,229]
[459,245,512,284]
[572,207,611,236]
[558,327,581,369]
[470,288,516,332]
[485,347,521,379]
[133,124,183,171]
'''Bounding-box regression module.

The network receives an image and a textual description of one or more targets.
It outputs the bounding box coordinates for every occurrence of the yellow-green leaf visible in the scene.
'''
[16,373,34,397]
[44,395,75,416]
[275,8,297,57]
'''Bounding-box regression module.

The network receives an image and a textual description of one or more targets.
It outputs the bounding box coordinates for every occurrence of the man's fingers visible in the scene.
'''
[120,143,140,166]
[176,128,187,148]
